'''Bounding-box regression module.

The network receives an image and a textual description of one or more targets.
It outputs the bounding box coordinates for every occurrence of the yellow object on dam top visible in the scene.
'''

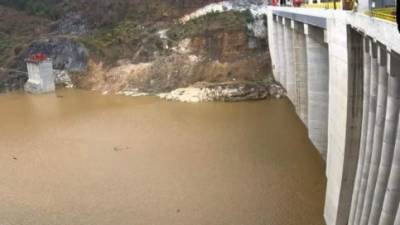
[303,2,343,9]
[367,7,396,22]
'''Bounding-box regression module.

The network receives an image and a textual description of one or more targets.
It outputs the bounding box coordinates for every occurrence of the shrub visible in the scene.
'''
[244,9,255,24]
[0,0,61,19]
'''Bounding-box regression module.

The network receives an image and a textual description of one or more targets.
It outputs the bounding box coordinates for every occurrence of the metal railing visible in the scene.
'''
[303,1,343,9]
[301,2,397,23]
[368,7,396,22]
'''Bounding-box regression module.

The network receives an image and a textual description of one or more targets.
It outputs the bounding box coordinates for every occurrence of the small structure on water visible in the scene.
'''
[24,53,55,94]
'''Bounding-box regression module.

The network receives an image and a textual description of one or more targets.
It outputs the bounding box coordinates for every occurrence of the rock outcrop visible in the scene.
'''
[25,38,88,73]
[50,12,88,36]
[73,10,278,102]
[158,81,285,103]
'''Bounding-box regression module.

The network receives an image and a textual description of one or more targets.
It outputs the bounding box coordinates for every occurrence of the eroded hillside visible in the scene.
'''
[0,0,281,101]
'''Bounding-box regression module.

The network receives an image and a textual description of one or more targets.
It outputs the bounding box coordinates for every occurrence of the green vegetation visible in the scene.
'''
[0,0,62,19]
[167,11,247,41]
[80,20,165,64]
[0,32,13,65]
[0,3,51,70]
[0,32,11,51]
[80,10,250,64]
[244,9,255,23]
[80,10,249,64]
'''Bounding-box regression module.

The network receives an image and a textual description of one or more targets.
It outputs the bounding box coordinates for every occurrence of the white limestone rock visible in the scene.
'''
[117,88,149,97]
[54,70,74,88]
[158,81,286,103]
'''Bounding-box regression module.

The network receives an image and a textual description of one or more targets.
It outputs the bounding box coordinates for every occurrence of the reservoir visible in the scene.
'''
[0,89,326,225]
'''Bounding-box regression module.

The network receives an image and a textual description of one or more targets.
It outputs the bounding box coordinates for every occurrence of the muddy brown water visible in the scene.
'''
[0,89,326,225]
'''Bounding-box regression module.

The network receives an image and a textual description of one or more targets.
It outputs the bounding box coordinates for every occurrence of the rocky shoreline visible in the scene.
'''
[157,81,285,103]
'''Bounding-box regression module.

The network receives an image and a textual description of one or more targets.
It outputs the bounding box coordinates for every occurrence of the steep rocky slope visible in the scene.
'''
[0,0,282,101]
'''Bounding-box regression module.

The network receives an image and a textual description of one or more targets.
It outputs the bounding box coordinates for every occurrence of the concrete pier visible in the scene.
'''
[379,115,400,225]
[277,16,287,87]
[304,24,329,159]
[292,20,308,126]
[271,15,281,83]
[395,204,400,225]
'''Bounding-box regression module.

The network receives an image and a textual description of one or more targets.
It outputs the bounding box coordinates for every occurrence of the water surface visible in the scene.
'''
[0,89,326,225]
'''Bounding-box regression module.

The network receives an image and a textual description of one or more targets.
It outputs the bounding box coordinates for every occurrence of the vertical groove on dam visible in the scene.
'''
[346,27,365,225]
[283,18,296,108]
[378,51,400,225]
[347,38,400,225]
[305,25,329,159]
[360,43,388,225]
[354,37,379,225]
[292,21,308,126]
[368,52,400,225]
[272,15,281,83]
[394,204,400,225]
[349,36,372,225]
[277,17,287,88]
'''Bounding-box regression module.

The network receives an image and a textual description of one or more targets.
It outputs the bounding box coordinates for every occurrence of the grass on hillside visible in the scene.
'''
[167,11,249,41]
[80,20,167,64]
[0,32,12,65]
[80,11,251,65]
[0,0,63,19]
[0,5,50,70]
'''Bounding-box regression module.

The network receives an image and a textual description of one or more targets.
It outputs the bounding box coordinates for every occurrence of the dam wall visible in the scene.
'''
[265,7,400,225]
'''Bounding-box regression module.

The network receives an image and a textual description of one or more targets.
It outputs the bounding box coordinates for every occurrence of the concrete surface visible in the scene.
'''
[266,6,400,225]
[24,60,55,94]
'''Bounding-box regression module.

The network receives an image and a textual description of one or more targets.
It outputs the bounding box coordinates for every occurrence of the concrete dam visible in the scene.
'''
[265,6,400,225]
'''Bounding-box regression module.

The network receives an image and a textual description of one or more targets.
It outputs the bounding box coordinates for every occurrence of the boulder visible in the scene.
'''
[26,38,88,73]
